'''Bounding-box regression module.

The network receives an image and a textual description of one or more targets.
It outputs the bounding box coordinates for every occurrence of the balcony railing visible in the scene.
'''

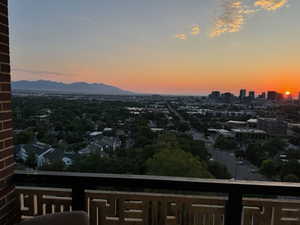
[14,170,300,225]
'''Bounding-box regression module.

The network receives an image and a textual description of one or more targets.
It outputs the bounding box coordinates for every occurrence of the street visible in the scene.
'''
[190,129,267,181]
[207,147,267,181]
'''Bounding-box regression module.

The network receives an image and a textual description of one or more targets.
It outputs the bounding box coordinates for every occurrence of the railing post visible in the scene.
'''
[72,185,86,211]
[225,190,243,225]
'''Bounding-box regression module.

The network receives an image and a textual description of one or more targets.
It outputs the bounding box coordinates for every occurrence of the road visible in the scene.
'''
[190,129,267,181]
[167,103,188,124]
[172,105,268,181]
[207,146,267,181]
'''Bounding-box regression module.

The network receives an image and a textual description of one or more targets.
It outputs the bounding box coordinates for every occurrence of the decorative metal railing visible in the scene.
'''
[14,170,300,225]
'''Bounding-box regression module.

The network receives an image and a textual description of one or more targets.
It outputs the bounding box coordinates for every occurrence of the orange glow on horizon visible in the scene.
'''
[285,91,291,96]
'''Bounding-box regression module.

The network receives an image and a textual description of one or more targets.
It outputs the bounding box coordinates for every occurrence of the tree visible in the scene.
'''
[289,136,300,146]
[260,160,278,178]
[41,160,65,171]
[69,153,143,175]
[178,122,190,132]
[283,174,299,182]
[262,138,287,157]
[286,149,300,160]
[208,161,231,179]
[292,127,300,134]
[177,135,210,161]
[235,150,245,160]
[14,129,34,145]
[146,148,213,178]
[25,149,37,169]
[280,160,300,180]
[133,122,156,148]
[245,143,265,166]
[214,136,237,151]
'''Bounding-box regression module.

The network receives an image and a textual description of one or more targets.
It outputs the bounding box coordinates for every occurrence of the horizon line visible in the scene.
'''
[12,79,300,97]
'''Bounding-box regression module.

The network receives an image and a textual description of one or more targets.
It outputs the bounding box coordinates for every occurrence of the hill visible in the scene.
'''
[12,80,135,95]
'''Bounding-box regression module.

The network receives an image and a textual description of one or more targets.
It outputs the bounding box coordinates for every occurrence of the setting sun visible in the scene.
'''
[285,91,291,96]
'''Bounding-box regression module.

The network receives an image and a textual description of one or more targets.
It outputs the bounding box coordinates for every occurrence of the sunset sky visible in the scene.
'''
[9,0,300,95]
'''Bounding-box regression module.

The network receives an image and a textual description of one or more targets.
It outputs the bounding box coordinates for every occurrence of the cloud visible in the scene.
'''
[174,0,289,39]
[175,34,187,40]
[210,0,256,37]
[191,25,201,35]
[210,0,288,37]
[254,0,288,11]
[175,25,201,40]
[12,68,71,77]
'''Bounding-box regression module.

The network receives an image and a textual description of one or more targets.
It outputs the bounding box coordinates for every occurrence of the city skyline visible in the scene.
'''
[11,79,300,98]
[9,0,300,95]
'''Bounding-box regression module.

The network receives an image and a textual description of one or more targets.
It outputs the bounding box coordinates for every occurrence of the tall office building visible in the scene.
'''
[298,92,300,101]
[239,89,246,99]
[249,91,255,100]
[258,92,266,99]
[222,92,235,102]
[260,92,266,99]
[209,91,221,99]
[267,91,278,101]
[277,93,284,101]
[0,1,16,224]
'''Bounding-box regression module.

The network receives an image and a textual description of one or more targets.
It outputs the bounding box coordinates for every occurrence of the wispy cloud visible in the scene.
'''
[175,25,201,40]
[191,25,201,35]
[173,0,290,39]
[209,0,289,37]
[12,68,71,77]
[175,34,187,40]
[210,0,256,37]
[254,0,288,11]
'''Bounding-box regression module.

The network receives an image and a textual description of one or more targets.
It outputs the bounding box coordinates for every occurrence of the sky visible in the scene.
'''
[9,0,300,95]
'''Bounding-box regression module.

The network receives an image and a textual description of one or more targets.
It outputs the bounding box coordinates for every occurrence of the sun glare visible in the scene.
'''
[285,91,291,95]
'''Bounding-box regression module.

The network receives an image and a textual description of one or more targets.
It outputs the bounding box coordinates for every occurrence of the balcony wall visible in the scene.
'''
[14,171,300,225]
[16,186,300,225]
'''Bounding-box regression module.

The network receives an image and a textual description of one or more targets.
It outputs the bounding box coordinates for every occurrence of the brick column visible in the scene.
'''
[0,0,17,224]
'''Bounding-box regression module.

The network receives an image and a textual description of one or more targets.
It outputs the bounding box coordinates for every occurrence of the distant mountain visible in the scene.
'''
[12,80,135,95]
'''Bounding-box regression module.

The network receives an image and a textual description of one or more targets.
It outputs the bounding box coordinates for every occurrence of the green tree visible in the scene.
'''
[177,135,210,161]
[178,122,190,132]
[208,161,231,179]
[262,138,287,157]
[41,160,65,171]
[14,130,34,145]
[283,174,299,182]
[235,150,245,160]
[260,160,278,178]
[292,127,300,134]
[214,136,237,151]
[132,121,156,147]
[280,160,300,180]
[245,143,265,166]
[286,149,300,160]
[289,136,300,146]
[69,153,143,175]
[25,150,37,169]
[146,148,213,178]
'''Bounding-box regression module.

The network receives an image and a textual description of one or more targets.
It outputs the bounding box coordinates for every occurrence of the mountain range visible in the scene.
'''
[12,80,135,95]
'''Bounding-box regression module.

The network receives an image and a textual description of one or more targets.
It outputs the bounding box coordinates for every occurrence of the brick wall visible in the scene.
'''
[0,0,17,224]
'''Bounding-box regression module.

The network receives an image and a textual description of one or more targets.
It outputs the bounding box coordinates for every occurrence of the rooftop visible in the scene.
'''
[247,119,258,123]
[231,129,267,134]
[227,120,247,125]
